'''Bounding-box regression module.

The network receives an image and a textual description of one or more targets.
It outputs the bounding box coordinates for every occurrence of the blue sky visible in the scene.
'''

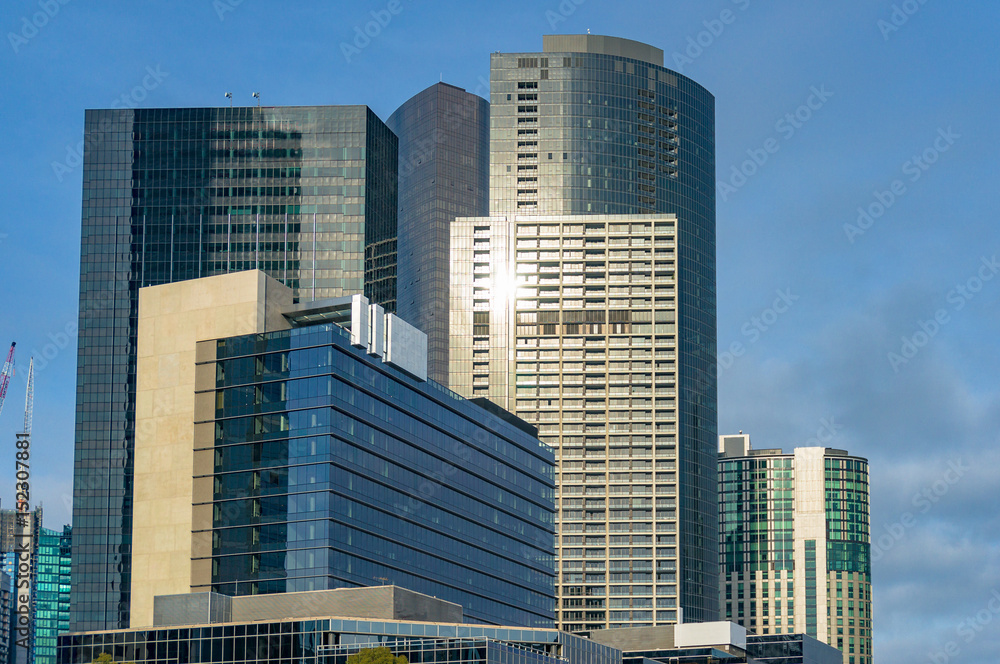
[1,0,998,660]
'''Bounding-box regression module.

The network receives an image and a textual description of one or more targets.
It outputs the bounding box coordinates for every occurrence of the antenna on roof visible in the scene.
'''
[252,92,260,107]
[225,92,233,107]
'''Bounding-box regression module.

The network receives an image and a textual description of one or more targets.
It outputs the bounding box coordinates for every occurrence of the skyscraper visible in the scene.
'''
[450,34,718,630]
[73,105,397,631]
[718,434,872,664]
[387,82,490,385]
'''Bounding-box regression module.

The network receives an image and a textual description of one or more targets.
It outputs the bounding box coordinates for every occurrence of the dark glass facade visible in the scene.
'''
[58,616,619,664]
[747,634,844,664]
[387,83,490,385]
[197,321,555,627]
[489,35,718,626]
[35,526,72,664]
[74,106,398,631]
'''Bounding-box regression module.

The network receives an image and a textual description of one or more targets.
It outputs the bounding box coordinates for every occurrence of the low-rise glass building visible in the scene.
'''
[58,588,616,664]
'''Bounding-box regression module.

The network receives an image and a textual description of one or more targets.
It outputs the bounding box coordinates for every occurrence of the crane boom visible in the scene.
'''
[22,357,33,436]
[0,342,14,418]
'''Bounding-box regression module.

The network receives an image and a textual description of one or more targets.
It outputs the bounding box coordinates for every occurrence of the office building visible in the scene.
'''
[583,623,842,664]
[585,622,752,663]
[129,271,555,628]
[387,82,490,385]
[73,105,398,631]
[450,33,718,631]
[0,507,43,554]
[35,526,72,664]
[58,586,618,664]
[1,506,44,664]
[746,633,844,664]
[719,435,872,664]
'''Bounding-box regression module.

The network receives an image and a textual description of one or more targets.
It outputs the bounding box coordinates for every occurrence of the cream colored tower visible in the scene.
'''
[130,271,293,627]
[451,213,695,630]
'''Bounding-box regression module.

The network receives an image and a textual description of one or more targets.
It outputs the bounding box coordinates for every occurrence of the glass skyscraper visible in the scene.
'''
[719,435,872,664]
[450,35,718,630]
[387,83,490,385]
[196,317,556,627]
[73,105,397,631]
[35,526,72,664]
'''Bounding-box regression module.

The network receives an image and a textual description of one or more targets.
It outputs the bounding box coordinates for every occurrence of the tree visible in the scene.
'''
[346,646,408,664]
[90,653,135,664]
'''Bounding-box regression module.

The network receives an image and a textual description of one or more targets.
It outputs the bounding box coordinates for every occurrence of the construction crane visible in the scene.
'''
[15,357,33,516]
[0,342,14,418]
[21,357,32,438]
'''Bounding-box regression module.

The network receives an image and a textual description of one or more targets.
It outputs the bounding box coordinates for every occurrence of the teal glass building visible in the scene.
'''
[718,435,871,664]
[35,526,72,664]
[73,106,398,631]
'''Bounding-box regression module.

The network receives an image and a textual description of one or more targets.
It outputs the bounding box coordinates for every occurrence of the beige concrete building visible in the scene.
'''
[130,271,293,627]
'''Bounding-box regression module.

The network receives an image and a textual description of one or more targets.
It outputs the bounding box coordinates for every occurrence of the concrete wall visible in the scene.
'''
[153,587,463,626]
[131,271,293,628]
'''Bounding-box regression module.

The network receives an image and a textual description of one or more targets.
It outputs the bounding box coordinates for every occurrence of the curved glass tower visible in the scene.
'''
[452,35,717,629]
[388,83,490,385]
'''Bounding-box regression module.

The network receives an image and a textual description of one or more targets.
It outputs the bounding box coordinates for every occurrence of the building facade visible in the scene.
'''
[1,507,44,664]
[449,34,718,630]
[73,105,398,631]
[387,82,490,385]
[34,526,72,664]
[129,271,555,628]
[746,633,844,664]
[718,435,872,664]
[58,587,617,664]
[1,571,11,664]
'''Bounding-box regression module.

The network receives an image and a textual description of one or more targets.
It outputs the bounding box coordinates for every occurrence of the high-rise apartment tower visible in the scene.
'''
[719,434,872,664]
[450,35,718,630]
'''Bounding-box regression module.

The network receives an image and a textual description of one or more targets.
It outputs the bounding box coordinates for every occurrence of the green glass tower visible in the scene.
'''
[718,435,872,664]
[35,526,72,664]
